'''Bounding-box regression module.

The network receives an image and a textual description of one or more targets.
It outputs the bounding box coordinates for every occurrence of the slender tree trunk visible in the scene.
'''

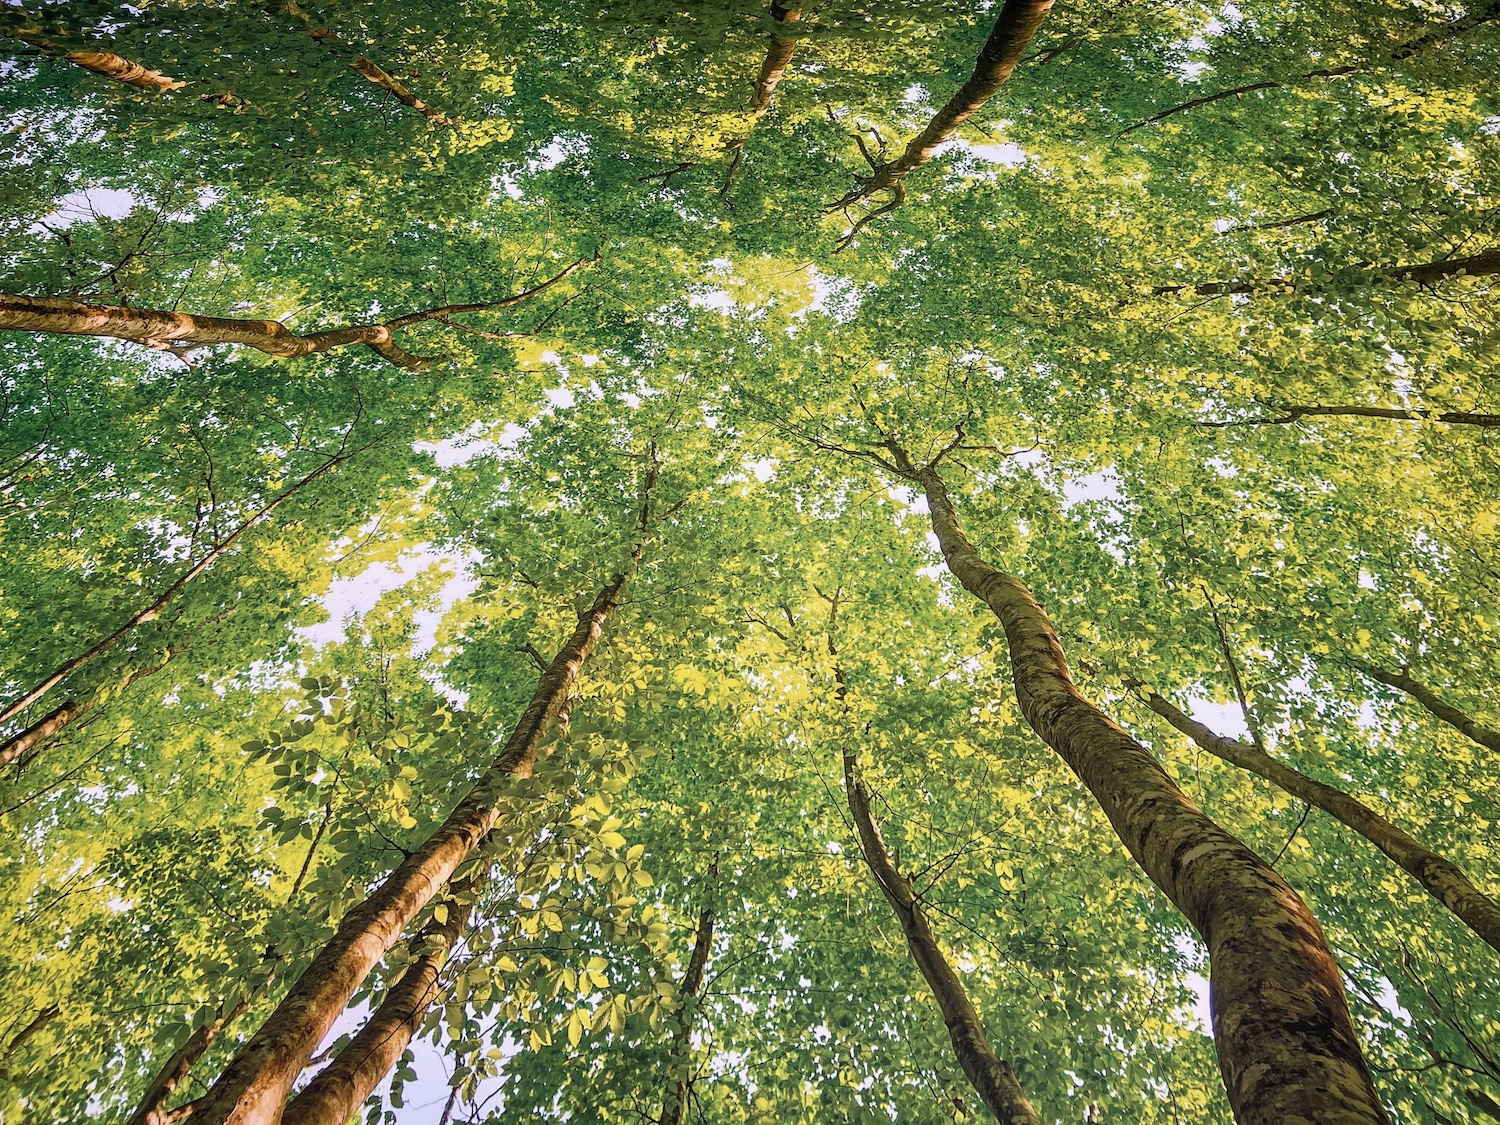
[661,865,717,1125]
[1152,248,1499,298]
[831,0,1052,224]
[126,998,253,1125]
[0,1005,59,1078]
[1203,404,1500,428]
[843,745,1039,1123]
[1361,666,1500,755]
[0,258,589,371]
[887,443,1388,1125]
[1135,683,1500,955]
[0,450,358,729]
[720,3,802,194]
[0,645,183,768]
[192,463,662,1125]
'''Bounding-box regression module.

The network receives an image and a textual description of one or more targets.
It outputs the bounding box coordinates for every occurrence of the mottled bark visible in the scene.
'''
[193,462,662,1125]
[1362,667,1500,755]
[661,866,717,1125]
[829,0,1051,238]
[0,646,182,768]
[1135,683,1500,955]
[888,443,1388,1125]
[1153,248,1499,298]
[63,51,185,90]
[720,3,801,194]
[127,998,253,1125]
[281,872,486,1125]
[844,749,1039,1123]
[0,451,355,729]
[1203,404,1500,428]
[0,258,590,371]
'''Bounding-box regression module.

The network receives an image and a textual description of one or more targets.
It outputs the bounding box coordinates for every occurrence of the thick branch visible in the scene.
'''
[63,50,186,90]
[1152,247,1499,298]
[1135,682,1500,954]
[1203,404,1500,428]
[1361,666,1500,755]
[127,997,254,1125]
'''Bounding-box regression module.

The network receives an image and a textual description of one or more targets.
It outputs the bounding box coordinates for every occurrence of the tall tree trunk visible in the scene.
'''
[720,1,802,193]
[0,449,360,729]
[0,256,591,371]
[280,870,487,1125]
[1360,666,1500,755]
[885,441,1388,1125]
[126,997,254,1125]
[1133,682,1500,955]
[1151,248,1499,298]
[843,744,1039,1123]
[829,0,1052,231]
[63,51,185,90]
[0,644,183,768]
[661,864,717,1125]
[192,461,663,1125]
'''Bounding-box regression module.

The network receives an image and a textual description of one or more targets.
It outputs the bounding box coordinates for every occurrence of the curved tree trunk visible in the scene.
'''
[661,865,717,1125]
[888,443,1388,1125]
[844,746,1039,1123]
[1134,683,1500,955]
[192,462,662,1125]
[1362,666,1500,755]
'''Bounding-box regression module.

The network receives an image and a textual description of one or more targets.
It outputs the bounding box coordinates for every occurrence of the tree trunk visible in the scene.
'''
[280,871,486,1125]
[0,645,183,768]
[749,3,801,118]
[0,450,358,729]
[1135,683,1500,955]
[661,865,717,1125]
[126,998,253,1125]
[1361,666,1500,755]
[844,746,1040,1123]
[1152,248,1498,298]
[191,462,662,1125]
[889,444,1388,1125]
[63,51,185,90]
[0,260,590,371]
[831,0,1052,221]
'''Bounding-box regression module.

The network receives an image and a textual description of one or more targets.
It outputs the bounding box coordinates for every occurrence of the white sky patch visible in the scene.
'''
[300,549,476,649]
[31,186,138,231]
[744,457,777,482]
[544,386,575,408]
[415,421,528,468]
[951,138,1029,167]
[688,288,737,314]
[1185,697,1250,740]
[1061,469,1121,510]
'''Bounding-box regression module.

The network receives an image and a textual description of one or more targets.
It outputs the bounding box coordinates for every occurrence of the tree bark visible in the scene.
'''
[888,443,1388,1125]
[661,865,717,1125]
[843,746,1040,1123]
[126,998,253,1125]
[1152,248,1499,298]
[720,3,802,194]
[830,0,1052,226]
[62,51,185,90]
[1134,682,1500,955]
[1361,666,1500,755]
[0,645,183,768]
[0,258,590,371]
[0,449,358,729]
[192,461,663,1125]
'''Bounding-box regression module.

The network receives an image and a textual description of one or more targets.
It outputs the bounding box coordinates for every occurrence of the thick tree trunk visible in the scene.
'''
[661,867,717,1125]
[63,51,185,90]
[1135,684,1500,955]
[192,463,662,1125]
[0,645,182,768]
[749,3,801,118]
[1153,248,1499,298]
[1362,666,1500,755]
[0,259,589,371]
[890,445,1388,1125]
[127,998,253,1125]
[0,451,356,729]
[844,748,1039,1123]
[280,871,486,1125]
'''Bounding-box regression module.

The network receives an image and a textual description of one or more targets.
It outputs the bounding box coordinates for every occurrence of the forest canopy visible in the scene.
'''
[0,1,1497,1122]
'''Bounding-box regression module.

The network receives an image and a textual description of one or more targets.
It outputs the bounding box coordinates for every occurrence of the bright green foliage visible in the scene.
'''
[1,1,1498,1123]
